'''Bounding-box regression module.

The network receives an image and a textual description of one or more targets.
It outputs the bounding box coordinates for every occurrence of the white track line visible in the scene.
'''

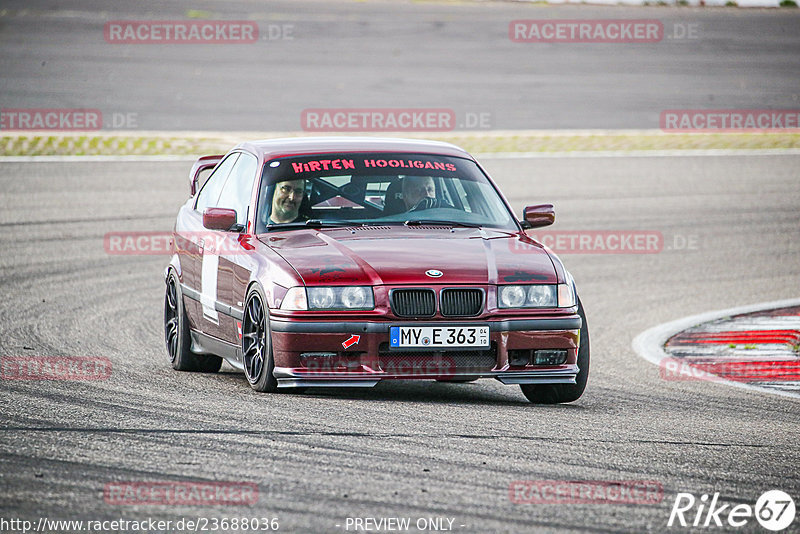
[632,298,800,400]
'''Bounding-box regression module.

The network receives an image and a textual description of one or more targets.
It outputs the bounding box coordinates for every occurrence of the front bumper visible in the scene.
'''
[270,316,582,388]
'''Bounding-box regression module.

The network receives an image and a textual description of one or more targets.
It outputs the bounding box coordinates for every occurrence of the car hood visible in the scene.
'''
[259,226,557,286]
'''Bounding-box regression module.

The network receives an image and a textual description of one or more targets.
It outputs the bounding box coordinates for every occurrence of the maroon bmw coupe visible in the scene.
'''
[164,137,589,403]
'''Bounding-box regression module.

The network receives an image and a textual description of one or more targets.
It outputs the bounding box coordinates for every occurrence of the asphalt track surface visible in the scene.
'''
[1,0,799,130]
[0,153,798,533]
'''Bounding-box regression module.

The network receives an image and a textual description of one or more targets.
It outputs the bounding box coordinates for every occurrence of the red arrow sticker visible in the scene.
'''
[342,335,360,349]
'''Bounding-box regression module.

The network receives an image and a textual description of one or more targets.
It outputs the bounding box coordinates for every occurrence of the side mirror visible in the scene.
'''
[189,155,223,196]
[522,204,555,229]
[203,208,238,231]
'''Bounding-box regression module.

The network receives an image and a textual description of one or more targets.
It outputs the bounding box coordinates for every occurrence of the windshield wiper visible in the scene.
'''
[266,219,356,230]
[403,219,482,229]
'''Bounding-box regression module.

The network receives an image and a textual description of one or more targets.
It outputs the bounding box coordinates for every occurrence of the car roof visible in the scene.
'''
[234,137,473,161]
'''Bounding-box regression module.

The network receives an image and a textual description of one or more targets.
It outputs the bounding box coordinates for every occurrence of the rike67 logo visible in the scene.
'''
[668,490,795,531]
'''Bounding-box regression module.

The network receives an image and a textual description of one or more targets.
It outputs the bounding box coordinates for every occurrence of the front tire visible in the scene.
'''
[520,298,590,404]
[242,287,280,392]
[164,273,222,373]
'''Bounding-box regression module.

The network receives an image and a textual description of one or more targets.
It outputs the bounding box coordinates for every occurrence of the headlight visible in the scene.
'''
[282,286,375,311]
[499,286,527,308]
[308,287,336,309]
[498,284,574,308]
[340,286,370,309]
[527,285,554,306]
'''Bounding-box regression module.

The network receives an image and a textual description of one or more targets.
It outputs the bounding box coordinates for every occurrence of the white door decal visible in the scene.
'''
[200,245,219,324]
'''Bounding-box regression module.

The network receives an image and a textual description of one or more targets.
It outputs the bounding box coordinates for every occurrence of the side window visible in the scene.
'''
[195,153,239,212]
[216,152,258,225]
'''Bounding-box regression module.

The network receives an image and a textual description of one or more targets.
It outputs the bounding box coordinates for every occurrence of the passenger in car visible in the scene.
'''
[402,175,436,210]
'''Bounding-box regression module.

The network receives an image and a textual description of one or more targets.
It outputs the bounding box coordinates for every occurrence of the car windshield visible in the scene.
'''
[255,152,517,233]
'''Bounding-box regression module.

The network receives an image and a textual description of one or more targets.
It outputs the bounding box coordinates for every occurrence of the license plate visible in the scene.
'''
[389,325,489,348]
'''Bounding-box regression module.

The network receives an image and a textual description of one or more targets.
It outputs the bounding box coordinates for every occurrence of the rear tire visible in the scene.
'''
[520,298,589,404]
[164,273,222,373]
